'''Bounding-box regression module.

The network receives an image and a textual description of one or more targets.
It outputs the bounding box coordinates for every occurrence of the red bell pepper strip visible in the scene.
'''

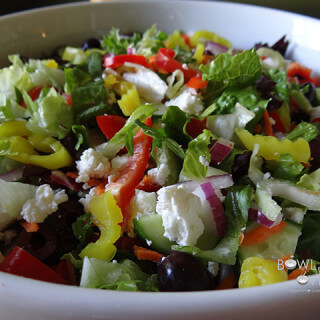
[103,54,149,69]
[269,111,286,134]
[0,246,66,284]
[287,62,312,80]
[287,62,319,86]
[186,118,208,138]
[106,118,153,221]
[20,86,43,108]
[186,76,208,90]
[155,48,200,80]
[262,110,273,136]
[96,114,127,140]
[62,92,73,106]
[181,33,192,48]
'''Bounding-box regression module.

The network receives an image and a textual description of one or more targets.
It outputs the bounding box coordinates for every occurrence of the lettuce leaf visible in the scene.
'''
[102,28,141,55]
[286,122,319,142]
[80,257,158,291]
[266,153,304,182]
[201,50,262,104]
[96,104,157,159]
[297,168,320,192]
[0,55,33,101]
[24,87,74,139]
[161,105,191,146]
[72,125,89,150]
[135,24,167,57]
[181,129,216,180]
[173,185,253,265]
[71,80,107,114]
[27,59,65,89]
[133,119,185,161]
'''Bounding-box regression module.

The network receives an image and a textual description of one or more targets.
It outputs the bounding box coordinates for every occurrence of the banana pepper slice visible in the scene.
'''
[0,120,73,169]
[235,128,310,163]
[80,190,123,261]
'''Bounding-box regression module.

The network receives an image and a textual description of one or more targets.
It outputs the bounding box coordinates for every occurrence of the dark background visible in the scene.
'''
[0,0,320,18]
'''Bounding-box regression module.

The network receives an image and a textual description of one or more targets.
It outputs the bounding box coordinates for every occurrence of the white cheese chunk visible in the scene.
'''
[20,184,68,223]
[156,184,205,246]
[128,189,157,218]
[165,87,204,116]
[108,154,130,183]
[79,187,97,213]
[147,163,170,186]
[122,63,167,103]
[76,148,110,183]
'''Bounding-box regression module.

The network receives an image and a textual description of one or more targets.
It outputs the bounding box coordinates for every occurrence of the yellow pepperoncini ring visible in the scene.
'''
[190,30,232,48]
[0,120,31,138]
[235,127,310,163]
[239,257,288,288]
[108,80,140,117]
[80,190,123,261]
[0,120,73,169]
[166,30,190,51]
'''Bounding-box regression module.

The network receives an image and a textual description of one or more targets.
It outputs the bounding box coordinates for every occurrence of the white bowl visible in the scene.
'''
[0,1,320,319]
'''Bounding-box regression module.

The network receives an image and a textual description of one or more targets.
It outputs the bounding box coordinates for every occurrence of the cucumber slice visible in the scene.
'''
[133,214,174,255]
[0,179,37,230]
[134,213,221,255]
[238,220,302,264]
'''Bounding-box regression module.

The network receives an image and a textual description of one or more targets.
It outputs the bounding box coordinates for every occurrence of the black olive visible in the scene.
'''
[15,224,57,261]
[157,251,215,291]
[82,38,101,51]
[300,82,316,105]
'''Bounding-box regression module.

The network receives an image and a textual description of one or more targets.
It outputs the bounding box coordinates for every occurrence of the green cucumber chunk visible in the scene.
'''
[133,214,174,255]
[238,220,302,264]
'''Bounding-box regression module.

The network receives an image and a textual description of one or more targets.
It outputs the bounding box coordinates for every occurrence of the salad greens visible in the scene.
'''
[0,25,319,292]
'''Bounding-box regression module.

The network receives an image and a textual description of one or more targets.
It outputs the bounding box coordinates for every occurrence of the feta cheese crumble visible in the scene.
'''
[156,184,205,246]
[76,148,110,183]
[147,163,170,186]
[20,184,68,223]
[128,189,157,218]
[165,87,204,116]
[199,155,209,167]
[122,63,167,103]
[108,154,130,183]
[79,187,97,212]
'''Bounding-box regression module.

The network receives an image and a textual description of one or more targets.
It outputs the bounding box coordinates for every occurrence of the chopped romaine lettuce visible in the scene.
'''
[182,129,216,180]
[80,257,158,291]
[24,87,74,139]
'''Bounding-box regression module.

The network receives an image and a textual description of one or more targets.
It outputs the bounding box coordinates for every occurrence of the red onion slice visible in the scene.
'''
[0,166,24,182]
[248,208,282,228]
[205,41,229,55]
[50,170,83,191]
[200,182,227,237]
[178,174,234,192]
[210,138,234,166]
[127,47,136,55]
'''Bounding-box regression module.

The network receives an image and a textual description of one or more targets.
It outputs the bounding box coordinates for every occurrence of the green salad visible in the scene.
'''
[0,25,319,291]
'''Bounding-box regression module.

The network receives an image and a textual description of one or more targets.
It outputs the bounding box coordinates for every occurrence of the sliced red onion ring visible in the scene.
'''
[248,208,283,228]
[127,47,136,55]
[0,166,25,182]
[210,138,234,166]
[205,41,229,55]
[50,170,83,191]
[200,182,227,237]
[178,174,234,192]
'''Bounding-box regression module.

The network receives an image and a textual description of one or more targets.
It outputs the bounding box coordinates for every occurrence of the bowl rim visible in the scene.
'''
[0,0,319,23]
[0,0,320,312]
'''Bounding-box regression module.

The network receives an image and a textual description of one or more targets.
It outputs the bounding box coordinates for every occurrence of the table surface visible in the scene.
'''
[0,0,320,18]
